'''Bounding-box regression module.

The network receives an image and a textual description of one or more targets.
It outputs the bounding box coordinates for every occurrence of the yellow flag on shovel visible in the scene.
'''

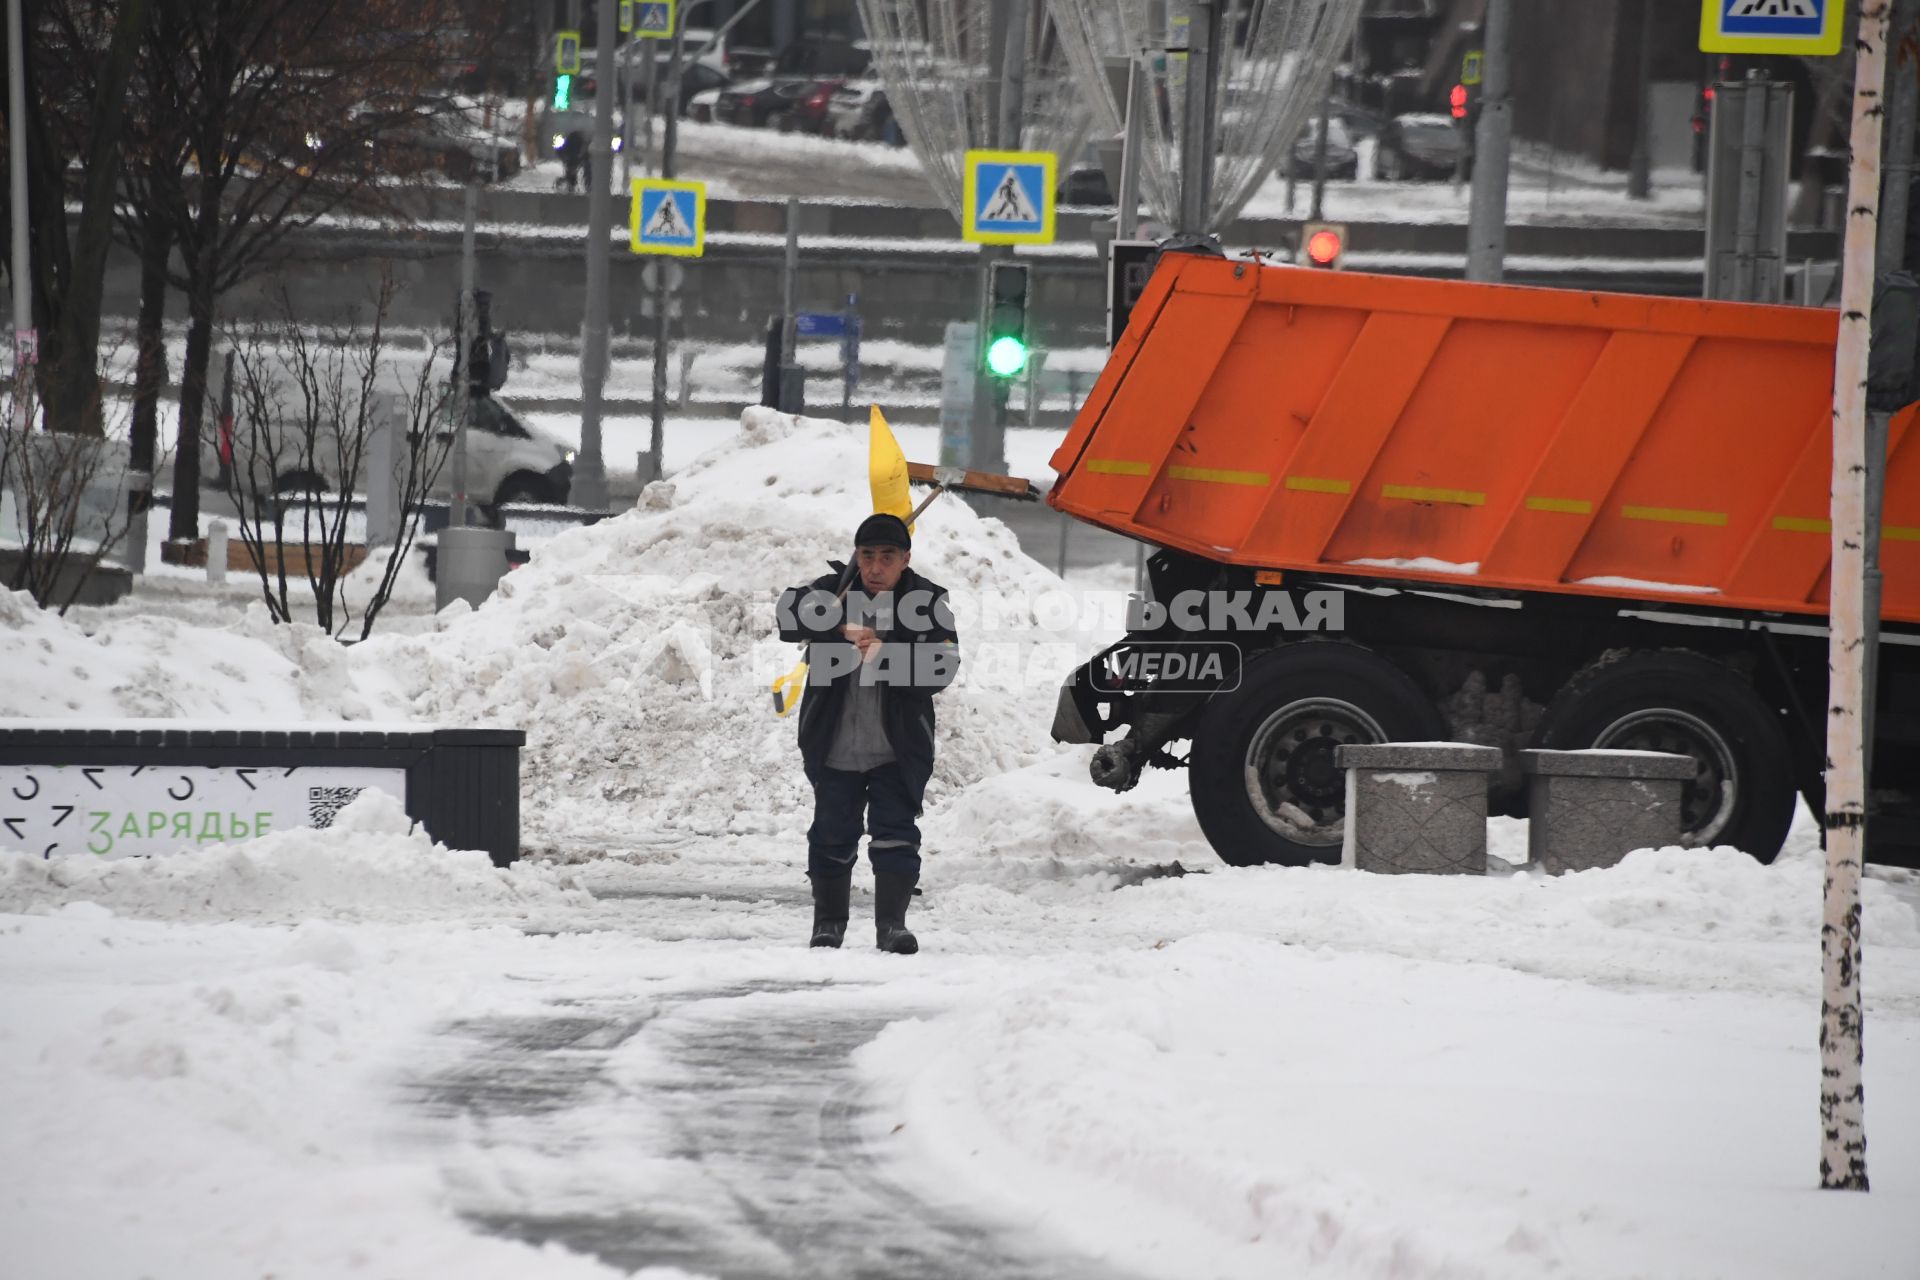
[869,404,913,528]
[772,405,917,717]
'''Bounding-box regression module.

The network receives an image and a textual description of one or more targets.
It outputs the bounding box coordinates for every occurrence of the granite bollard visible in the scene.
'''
[1334,743,1504,875]
[1520,749,1697,874]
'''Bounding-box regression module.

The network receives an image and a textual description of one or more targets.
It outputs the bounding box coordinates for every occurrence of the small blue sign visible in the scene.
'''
[794,311,848,339]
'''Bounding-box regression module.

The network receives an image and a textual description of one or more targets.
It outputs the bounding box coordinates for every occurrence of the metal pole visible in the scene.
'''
[1818,0,1890,1196]
[1115,56,1145,239]
[1877,0,1918,276]
[970,0,1030,480]
[1310,88,1332,222]
[998,0,1028,152]
[641,33,658,175]
[644,18,685,483]
[1465,0,1512,282]
[1627,0,1654,201]
[622,41,635,191]
[780,197,802,412]
[7,0,31,412]
[1865,0,1920,770]
[1178,0,1216,234]
[450,179,477,528]
[574,0,617,511]
[1733,72,1769,302]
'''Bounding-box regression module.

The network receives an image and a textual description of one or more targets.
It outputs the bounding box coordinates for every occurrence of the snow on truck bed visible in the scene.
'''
[4,407,1919,1279]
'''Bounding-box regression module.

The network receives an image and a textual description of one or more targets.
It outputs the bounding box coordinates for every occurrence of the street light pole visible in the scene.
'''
[1465,0,1512,281]
[644,16,687,484]
[575,0,618,512]
[1627,0,1654,201]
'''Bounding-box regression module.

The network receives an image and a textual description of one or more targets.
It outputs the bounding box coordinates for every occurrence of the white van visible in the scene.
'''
[208,392,575,514]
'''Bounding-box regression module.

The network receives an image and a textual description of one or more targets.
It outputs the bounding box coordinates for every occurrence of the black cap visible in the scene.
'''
[854,512,911,551]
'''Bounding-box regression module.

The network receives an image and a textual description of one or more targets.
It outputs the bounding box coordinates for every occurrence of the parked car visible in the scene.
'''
[1058,163,1114,207]
[823,78,901,143]
[1376,112,1472,181]
[614,40,732,111]
[713,36,871,128]
[777,77,851,134]
[687,84,724,123]
[723,44,775,79]
[714,76,815,127]
[205,388,573,516]
[1286,116,1359,180]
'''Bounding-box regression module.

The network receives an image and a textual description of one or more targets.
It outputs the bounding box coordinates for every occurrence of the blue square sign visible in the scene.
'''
[1700,0,1841,55]
[963,149,1057,245]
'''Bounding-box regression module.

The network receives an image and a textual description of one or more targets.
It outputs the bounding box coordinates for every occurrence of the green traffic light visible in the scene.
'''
[553,74,573,111]
[986,335,1029,378]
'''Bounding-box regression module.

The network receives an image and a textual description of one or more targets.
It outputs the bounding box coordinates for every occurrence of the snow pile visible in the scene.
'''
[0,790,589,923]
[859,932,1920,1280]
[340,408,1093,853]
[921,753,1207,882]
[0,586,306,720]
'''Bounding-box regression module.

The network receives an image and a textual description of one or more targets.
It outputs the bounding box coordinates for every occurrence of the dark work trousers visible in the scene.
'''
[807,763,922,879]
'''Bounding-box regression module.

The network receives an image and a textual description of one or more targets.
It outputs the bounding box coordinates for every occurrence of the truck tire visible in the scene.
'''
[1188,642,1446,868]
[1530,650,1794,862]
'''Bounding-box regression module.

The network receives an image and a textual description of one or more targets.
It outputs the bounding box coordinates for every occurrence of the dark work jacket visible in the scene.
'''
[776,563,960,805]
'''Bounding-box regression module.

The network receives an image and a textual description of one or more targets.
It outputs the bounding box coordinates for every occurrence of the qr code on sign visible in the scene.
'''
[308,786,364,829]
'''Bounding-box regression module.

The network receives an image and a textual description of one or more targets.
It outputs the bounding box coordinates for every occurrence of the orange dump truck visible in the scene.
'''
[1047,250,1920,867]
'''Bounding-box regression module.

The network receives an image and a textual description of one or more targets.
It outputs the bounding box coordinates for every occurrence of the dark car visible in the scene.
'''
[1058,164,1114,207]
[824,79,903,143]
[614,43,731,114]
[714,36,870,128]
[1377,112,1472,181]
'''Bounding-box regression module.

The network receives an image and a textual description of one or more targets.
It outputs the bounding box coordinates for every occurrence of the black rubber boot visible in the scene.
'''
[809,873,850,948]
[874,870,919,954]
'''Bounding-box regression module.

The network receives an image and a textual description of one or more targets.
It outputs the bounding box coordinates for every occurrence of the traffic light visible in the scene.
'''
[1449,83,1469,120]
[985,260,1031,378]
[553,73,573,111]
[1302,222,1346,270]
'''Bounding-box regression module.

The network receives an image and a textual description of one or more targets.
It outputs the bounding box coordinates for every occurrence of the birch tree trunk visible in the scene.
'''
[1819,0,1890,1195]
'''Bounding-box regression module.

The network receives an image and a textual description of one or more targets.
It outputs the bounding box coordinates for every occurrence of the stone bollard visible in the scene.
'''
[1334,743,1504,875]
[1519,750,1697,875]
[206,519,229,586]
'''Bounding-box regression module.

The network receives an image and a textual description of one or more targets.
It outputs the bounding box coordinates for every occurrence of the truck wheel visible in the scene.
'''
[1188,643,1446,868]
[1530,650,1794,862]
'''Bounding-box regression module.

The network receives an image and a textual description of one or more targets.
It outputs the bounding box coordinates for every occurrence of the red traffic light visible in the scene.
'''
[1449,83,1469,119]
[1305,227,1343,267]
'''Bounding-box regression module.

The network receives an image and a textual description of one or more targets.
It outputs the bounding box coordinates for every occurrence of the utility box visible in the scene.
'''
[1705,78,1793,304]
[435,527,516,612]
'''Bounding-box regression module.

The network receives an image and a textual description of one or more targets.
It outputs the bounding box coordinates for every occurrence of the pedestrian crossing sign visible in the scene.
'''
[1699,0,1841,55]
[963,149,1057,246]
[630,178,705,257]
[636,1,675,39]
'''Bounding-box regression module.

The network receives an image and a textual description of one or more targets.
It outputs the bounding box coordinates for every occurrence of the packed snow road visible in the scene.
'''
[412,955,1135,1279]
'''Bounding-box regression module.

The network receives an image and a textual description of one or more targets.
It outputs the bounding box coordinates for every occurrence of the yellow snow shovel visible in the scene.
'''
[770,406,1038,716]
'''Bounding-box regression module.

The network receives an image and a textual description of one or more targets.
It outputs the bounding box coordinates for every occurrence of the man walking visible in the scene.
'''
[777,513,960,953]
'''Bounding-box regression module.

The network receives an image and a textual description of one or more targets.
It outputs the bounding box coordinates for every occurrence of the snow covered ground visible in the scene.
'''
[5,409,1918,1278]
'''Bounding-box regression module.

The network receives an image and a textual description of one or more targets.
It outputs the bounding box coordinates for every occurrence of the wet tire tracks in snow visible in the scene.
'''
[405,976,1135,1280]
